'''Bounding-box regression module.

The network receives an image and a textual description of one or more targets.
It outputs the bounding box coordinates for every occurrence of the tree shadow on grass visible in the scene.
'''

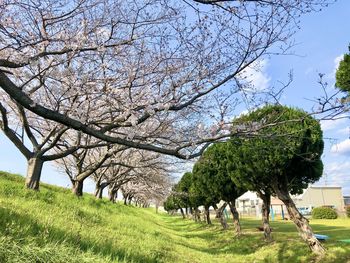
[0,206,166,263]
[160,216,270,256]
[161,215,350,262]
[173,231,270,256]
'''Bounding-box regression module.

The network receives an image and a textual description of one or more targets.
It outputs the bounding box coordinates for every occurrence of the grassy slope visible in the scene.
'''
[0,171,349,263]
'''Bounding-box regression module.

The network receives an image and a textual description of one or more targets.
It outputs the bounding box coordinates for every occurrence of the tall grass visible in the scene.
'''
[0,171,349,263]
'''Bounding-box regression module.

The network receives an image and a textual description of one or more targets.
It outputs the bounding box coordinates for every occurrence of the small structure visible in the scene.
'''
[236,191,261,217]
[294,186,345,212]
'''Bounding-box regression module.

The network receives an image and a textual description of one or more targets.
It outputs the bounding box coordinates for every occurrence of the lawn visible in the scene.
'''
[0,171,349,263]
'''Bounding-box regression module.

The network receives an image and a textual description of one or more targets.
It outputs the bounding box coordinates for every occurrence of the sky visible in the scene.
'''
[1,0,350,195]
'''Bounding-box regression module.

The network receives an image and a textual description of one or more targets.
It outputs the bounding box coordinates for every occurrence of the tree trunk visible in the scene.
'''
[213,203,220,218]
[94,186,103,199]
[108,188,118,203]
[193,207,201,222]
[94,182,109,199]
[108,191,114,202]
[180,207,185,219]
[218,203,229,230]
[275,187,325,255]
[72,180,84,197]
[228,201,241,235]
[25,157,44,190]
[257,192,272,241]
[204,206,211,224]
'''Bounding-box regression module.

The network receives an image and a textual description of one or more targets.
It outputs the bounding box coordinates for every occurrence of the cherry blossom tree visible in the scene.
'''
[54,132,127,196]
[92,148,173,201]
[0,0,332,160]
[0,95,104,189]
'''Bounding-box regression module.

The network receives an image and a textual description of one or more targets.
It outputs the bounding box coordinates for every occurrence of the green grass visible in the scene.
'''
[0,171,349,263]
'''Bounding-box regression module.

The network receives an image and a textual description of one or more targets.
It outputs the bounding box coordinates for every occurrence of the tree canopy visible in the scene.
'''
[336,47,350,93]
[0,0,332,160]
[193,143,245,204]
[229,104,323,195]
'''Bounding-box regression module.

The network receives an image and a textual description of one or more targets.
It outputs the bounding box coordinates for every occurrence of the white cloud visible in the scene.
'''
[320,117,347,132]
[324,54,344,81]
[238,59,271,92]
[330,139,350,155]
[320,114,349,133]
[336,127,349,136]
[316,161,350,195]
[333,55,343,75]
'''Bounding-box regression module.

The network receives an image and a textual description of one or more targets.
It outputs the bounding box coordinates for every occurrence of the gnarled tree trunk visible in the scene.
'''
[217,202,229,230]
[72,180,84,197]
[257,192,272,242]
[228,200,241,235]
[94,186,103,199]
[193,207,201,222]
[108,187,118,203]
[275,187,325,255]
[25,157,44,190]
[94,182,109,199]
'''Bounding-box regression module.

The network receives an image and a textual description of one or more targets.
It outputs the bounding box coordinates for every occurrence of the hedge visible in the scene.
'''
[312,207,338,219]
[346,206,350,218]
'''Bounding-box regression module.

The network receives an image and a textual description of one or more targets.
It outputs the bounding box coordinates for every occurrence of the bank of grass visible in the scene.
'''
[0,171,349,263]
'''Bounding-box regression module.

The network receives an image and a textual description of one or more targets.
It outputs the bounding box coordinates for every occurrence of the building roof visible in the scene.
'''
[237,191,258,201]
[309,186,342,189]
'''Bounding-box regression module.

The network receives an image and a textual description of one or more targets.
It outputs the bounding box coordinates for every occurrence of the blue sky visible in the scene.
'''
[264,0,350,195]
[1,1,350,195]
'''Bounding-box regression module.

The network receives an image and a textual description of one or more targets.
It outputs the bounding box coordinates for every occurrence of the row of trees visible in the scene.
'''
[165,105,325,254]
[0,86,173,203]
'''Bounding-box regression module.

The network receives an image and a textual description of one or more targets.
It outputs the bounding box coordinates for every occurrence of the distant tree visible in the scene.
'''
[229,105,325,254]
[176,172,194,215]
[336,47,350,93]
[164,195,177,214]
[190,170,219,225]
[164,190,186,218]
[193,143,246,233]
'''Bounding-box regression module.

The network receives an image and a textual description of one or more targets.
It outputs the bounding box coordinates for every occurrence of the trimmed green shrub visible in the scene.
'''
[312,207,338,219]
[346,206,350,218]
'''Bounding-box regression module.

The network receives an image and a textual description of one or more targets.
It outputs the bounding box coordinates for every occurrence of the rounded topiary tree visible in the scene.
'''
[229,105,325,254]
[227,138,274,241]
[176,172,194,216]
[312,207,338,219]
[192,143,246,234]
[336,47,350,93]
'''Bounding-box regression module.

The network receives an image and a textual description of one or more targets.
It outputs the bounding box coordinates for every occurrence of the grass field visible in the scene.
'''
[0,171,349,263]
